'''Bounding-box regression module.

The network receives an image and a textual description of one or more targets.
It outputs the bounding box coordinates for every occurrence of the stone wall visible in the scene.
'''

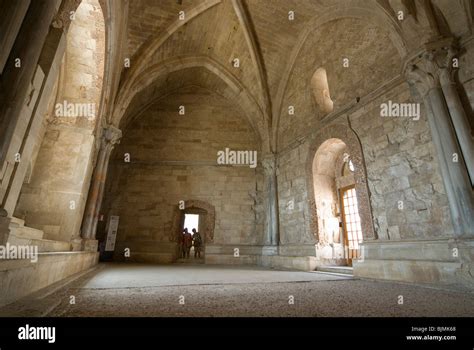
[102,91,263,262]
[276,81,455,265]
[350,82,454,240]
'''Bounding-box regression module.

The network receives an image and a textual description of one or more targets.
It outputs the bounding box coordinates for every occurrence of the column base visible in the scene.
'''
[81,239,98,252]
[0,210,11,245]
[261,245,278,256]
[70,238,82,251]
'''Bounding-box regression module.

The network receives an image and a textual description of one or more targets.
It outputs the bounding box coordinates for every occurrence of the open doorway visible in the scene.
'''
[340,186,363,266]
[307,124,376,273]
[184,213,199,233]
[171,199,216,262]
[179,209,206,262]
[311,138,368,267]
[183,213,200,259]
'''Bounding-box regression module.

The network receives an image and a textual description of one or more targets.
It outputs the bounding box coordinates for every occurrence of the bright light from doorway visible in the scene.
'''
[184,214,199,235]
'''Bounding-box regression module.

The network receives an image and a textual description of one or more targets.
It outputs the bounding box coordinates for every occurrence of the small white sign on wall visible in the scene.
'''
[105,215,120,252]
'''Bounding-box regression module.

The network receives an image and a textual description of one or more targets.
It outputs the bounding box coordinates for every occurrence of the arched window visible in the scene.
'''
[342,154,355,176]
[311,68,334,114]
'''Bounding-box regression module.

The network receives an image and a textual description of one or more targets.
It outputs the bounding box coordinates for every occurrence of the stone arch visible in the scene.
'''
[170,200,216,244]
[305,123,376,243]
[272,5,408,151]
[55,0,105,127]
[94,0,128,125]
[112,56,270,153]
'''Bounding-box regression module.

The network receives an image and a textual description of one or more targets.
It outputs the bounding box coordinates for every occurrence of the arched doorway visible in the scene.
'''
[170,200,215,262]
[306,124,375,267]
[336,151,363,265]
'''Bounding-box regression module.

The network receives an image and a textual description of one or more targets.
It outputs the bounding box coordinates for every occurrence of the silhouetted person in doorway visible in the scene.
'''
[179,230,186,258]
[192,228,202,258]
[183,228,193,258]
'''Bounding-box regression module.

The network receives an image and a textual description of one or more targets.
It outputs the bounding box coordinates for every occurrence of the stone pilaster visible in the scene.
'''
[404,40,474,237]
[81,125,121,247]
[262,154,280,247]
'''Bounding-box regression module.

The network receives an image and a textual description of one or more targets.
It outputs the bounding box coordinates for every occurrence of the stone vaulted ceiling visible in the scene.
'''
[114,0,472,152]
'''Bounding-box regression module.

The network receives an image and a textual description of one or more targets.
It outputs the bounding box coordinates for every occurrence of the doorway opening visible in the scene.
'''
[183,213,199,233]
[311,139,367,267]
[340,186,363,266]
[183,213,200,258]
[179,209,206,262]
[171,199,216,262]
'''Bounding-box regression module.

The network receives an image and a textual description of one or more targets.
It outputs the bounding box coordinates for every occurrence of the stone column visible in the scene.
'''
[262,154,280,251]
[0,0,60,166]
[404,43,474,237]
[438,48,474,185]
[81,125,121,249]
[0,0,59,245]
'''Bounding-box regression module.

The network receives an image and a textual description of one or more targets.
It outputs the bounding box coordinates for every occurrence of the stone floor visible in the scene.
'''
[2,263,474,317]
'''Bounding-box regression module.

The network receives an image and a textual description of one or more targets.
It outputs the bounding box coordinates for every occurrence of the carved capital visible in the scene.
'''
[101,125,122,152]
[403,40,458,98]
[262,154,277,176]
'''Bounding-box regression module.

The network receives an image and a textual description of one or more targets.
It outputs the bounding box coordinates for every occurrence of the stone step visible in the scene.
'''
[34,239,71,252]
[317,266,353,275]
[7,234,36,247]
[9,217,25,228]
[7,234,71,252]
[9,225,44,240]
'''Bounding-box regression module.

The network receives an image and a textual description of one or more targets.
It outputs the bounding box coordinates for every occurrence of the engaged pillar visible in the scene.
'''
[81,125,122,249]
[404,42,474,237]
[262,154,280,249]
[438,48,474,185]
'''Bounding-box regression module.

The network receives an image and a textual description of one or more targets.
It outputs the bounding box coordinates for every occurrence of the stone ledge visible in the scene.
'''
[354,239,474,286]
[116,252,175,264]
[205,254,257,266]
[9,225,44,240]
[114,241,177,253]
[279,244,317,257]
[0,251,94,271]
[205,247,318,271]
[205,244,271,255]
[0,251,98,307]
[259,255,318,271]
[360,238,471,262]
[6,234,71,252]
[353,258,462,285]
